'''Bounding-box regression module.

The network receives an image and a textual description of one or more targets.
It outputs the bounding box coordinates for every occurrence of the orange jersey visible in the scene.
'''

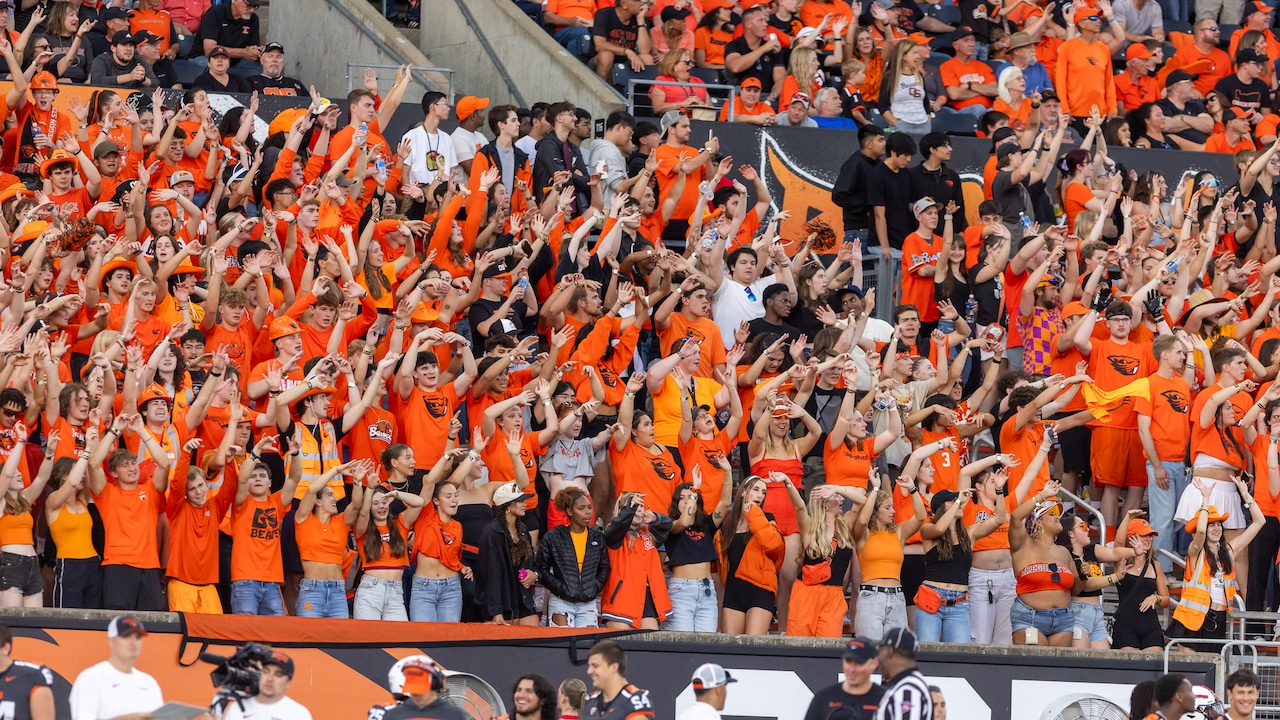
[921,427,962,493]
[1000,419,1050,498]
[901,231,943,322]
[1133,373,1192,462]
[1086,336,1155,429]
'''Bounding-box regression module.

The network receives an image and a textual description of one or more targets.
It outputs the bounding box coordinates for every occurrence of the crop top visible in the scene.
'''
[858,530,904,582]
[295,512,348,565]
[1016,561,1075,594]
[0,511,33,547]
[924,542,971,585]
[665,515,719,566]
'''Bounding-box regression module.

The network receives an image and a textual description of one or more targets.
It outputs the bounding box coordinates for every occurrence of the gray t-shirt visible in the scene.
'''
[495,144,516,194]
[776,114,819,128]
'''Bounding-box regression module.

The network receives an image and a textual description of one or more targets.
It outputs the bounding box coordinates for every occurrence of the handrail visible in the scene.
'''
[1156,548,1186,569]
[347,62,455,103]
[320,0,445,95]
[446,0,525,106]
[625,79,739,121]
[1058,488,1107,550]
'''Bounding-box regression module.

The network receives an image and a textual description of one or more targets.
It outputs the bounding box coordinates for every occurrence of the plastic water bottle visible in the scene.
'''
[1164,254,1183,275]
[965,296,978,326]
[359,123,368,134]
[1019,212,1033,234]
[374,156,387,178]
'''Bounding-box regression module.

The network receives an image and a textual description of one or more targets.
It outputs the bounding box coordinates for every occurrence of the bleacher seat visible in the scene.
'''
[865,107,890,128]
[612,64,661,116]
[933,111,979,136]
[689,67,724,85]
[1164,18,1193,34]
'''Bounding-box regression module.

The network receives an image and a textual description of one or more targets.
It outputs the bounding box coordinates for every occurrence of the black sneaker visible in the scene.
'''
[406,19,419,27]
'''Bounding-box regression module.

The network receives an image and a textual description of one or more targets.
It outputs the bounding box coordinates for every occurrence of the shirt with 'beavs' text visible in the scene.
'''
[69,661,164,720]
[369,697,470,720]
[223,695,314,720]
[584,685,655,720]
[0,660,54,720]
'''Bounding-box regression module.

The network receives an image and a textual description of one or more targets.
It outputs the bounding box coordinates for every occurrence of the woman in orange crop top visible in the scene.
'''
[718,474,789,635]
[294,458,366,619]
[45,440,101,609]
[611,373,682,513]
[748,390,822,634]
[853,458,926,639]
[826,384,901,487]
[353,483,426,621]
[406,446,481,623]
[1009,479,1082,646]
[0,422,54,607]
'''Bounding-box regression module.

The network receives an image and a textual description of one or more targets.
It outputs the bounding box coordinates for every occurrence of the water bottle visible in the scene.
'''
[1164,254,1183,275]
[938,318,955,334]
[965,295,978,327]
[359,122,368,135]
[1019,212,1033,234]
[374,156,387,178]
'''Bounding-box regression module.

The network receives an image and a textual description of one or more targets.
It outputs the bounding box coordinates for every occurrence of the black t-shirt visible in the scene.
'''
[193,71,253,94]
[804,682,886,720]
[747,316,803,342]
[251,74,308,96]
[150,58,179,89]
[372,697,470,720]
[592,8,640,51]
[724,35,786,86]
[198,4,260,55]
[966,262,1003,326]
[1214,73,1270,117]
[666,514,719,565]
[1156,97,1209,145]
[769,13,801,38]
[991,169,1028,223]
[958,0,997,41]
[866,162,915,249]
[468,296,530,339]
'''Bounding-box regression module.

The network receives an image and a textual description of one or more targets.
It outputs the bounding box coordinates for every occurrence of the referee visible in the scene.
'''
[875,628,932,720]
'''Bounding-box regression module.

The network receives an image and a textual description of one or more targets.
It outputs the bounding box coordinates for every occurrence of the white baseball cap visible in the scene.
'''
[691,663,736,690]
[493,481,532,506]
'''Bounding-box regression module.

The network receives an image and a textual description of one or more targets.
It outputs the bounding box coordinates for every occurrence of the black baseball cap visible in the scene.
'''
[952,25,977,40]
[133,30,161,45]
[110,31,136,45]
[843,637,879,663]
[930,489,959,516]
[263,41,284,53]
[263,651,294,678]
[882,627,918,654]
[1237,48,1267,65]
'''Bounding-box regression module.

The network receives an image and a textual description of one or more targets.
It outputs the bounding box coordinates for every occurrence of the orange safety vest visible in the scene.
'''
[293,420,345,500]
[1173,546,1238,631]
[602,529,672,628]
[138,423,181,483]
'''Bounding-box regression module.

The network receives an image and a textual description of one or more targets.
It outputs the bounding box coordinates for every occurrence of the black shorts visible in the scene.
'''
[901,554,927,607]
[102,565,164,611]
[1052,413,1092,474]
[53,556,102,609]
[522,511,541,536]
[722,576,775,614]
[0,553,41,596]
[1167,609,1228,651]
[1111,620,1166,650]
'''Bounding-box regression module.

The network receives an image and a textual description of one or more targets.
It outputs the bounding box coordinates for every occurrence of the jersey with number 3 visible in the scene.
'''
[0,660,53,720]
[584,685,655,720]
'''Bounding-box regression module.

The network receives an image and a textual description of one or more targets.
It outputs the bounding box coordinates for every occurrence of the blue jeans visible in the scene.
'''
[1147,460,1187,572]
[554,26,592,59]
[410,574,462,622]
[230,580,284,616]
[664,577,719,632]
[938,104,987,119]
[914,586,971,643]
[297,578,348,619]
[1071,599,1109,642]
[354,575,408,621]
[892,118,932,135]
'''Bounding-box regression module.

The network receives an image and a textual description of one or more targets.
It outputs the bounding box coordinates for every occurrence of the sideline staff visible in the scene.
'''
[69,616,164,720]
[678,664,736,720]
[223,651,312,720]
[804,638,885,720]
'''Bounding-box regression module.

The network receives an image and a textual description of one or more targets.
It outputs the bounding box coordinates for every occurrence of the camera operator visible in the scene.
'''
[70,616,163,720]
[221,651,311,720]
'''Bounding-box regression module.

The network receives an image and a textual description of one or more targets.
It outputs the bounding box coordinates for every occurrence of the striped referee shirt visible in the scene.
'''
[875,668,933,720]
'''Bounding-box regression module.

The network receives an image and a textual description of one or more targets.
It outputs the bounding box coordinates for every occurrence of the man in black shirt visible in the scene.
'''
[584,641,654,720]
[832,125,887,245]
[372,657,468,720]
[591,0,652,82]
[1215,49,1271,124]
[910,133,966,233]
[0,623,53,720]
[468,262,538,341]
[867,132,916,258]
[1157,69,1213,148]
[804,637,885,720]
[747,283,803,339]
[197,0,262,73]
[724,7,786,96]
[250,42,307,96]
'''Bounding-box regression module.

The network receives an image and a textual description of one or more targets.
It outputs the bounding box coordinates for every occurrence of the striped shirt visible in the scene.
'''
[876,669,933,720]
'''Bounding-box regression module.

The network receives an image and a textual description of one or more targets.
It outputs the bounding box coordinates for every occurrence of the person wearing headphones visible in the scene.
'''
[370,656,468,720]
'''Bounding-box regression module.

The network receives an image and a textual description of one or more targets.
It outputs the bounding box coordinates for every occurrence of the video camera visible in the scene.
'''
[199,642,275,713]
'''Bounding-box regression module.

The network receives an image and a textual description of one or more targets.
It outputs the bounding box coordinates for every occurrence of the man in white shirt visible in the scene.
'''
[710,244,796,349]
[678,664,735,720]
[450,95,490,177]
[69,616,164,720]
[404,91,458,185]
[224,651,312,720]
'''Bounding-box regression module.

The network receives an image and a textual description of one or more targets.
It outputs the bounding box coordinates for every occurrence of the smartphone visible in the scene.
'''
[873,397,891,411]
[1044,423,1059,448]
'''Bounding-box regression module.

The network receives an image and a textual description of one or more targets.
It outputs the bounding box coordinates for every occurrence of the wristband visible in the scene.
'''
[208,370,223,377]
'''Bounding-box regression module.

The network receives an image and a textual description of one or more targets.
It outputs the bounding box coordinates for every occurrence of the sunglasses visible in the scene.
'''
[744,286,757,301]
[0,408,20,419]
[1084,14,1100,20]
[1049,562,1062,585]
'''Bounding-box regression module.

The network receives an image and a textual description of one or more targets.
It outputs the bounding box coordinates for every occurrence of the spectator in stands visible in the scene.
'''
[193,45,252,93]
[879,39,933,134]
[89,32,158,87]
[832,125,887,246]
[405,91,458,186]
[910,134,967,232]
[533,101,592,213]
[1175,20,1232,97]
[451,96,490,177]
[43,5,94,83]
[1216,49,1271,121]
[197,0,261,73]
[779,47,820,109]
[694,4,732,71]
[724,8,786,97]
[812,88,857,129]
[868,132,916,257]
[250,42,307,96]
[1228,3,1279,58]
[1009,483,1076,646]
[777,93,818,128]
[993,32,1053,96]
[1056,6,1117,123]
[1205,107,1257,153]
[545,0,597,60]
[591,0,652,83]
[129,0,181,60]
[135,31,179,88]
[1115,44,1158,113]
[162,0,209,55]
[650,48,709,116]
[719,77,777,125]
[941,26,997,119]
[591,110,635,202]
[1112,0,1166,43]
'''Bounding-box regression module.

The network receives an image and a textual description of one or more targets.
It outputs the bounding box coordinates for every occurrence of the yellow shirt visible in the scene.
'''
[651,374,723,447]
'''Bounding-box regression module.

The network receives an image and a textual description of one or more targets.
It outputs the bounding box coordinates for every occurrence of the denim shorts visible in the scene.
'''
[1010,597,1074,635]
[1070,599,1109,642]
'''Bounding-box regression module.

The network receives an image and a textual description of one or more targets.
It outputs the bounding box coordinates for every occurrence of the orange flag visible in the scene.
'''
[1081,378,1151,424]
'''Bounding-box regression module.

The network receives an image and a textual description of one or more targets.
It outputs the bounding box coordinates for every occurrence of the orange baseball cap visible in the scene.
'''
[1253,0,1273,13]
[741,77,763,89]
[1126,43,1152,61]
[1127,517,1159,537]
[1073,4,1101,23]
[456,96,490,122]
[269,315,301,340]
[30,71,57,91]
[907,32,931,46]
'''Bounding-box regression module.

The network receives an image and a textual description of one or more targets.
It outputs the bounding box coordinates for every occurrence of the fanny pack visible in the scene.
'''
[801,558,832,585]
[914,583,967,614]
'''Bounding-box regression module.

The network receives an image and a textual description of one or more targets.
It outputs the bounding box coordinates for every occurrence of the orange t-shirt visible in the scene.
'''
[546,0,597,24]
[1000,419,1050,498]
[1250,435,1280,518]
[965,496,1017,551]
[359,517,411,569]
[394,385,461,471]
[230,492,286,583]
[695,26,733,66]
[203,322,260,392]
[657,313,726,378]
[1086,336,1155,429]
[1204,132,1257,154]
[1063,181,1097,234]
[1174,44,1232,96]
[940,57,996,111]
[824,437,872,488]
[130,9,175,54]
[1055,37,1116,116]
[165,484,233,585]
[994,98,1032,131]
[678,431,732,510]
[902,231,942,322]
[346,405,396,483]
[1189,382,1251,470]
[609,441,681,512]
[295,511,348,564]
[481,428,543,511]
[1133,373,1192,463]
[96,480,165,568]
[654,142,704,222]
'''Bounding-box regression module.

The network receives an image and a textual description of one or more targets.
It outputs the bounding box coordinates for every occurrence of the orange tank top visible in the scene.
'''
[49,507,97,559]
[1016,561,1074,594]
[857,530,903,582]
[295,512,348,565]
[0,511,32,546]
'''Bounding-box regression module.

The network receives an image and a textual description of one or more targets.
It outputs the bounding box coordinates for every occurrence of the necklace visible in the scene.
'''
[387,475,409,492]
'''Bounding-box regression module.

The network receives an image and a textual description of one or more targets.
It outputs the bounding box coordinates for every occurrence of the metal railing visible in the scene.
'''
[1166,636,1280,717]
[347,62,455,103]
[1060,488,1107,551]
[625,79,739,122]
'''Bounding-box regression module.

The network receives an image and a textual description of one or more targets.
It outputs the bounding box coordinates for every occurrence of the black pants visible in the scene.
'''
[54,557,102,609]
[103,565,163,611]
[1247,515,1280,611]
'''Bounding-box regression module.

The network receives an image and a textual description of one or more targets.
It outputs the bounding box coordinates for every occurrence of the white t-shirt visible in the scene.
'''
[223,695,314,720]
[451,127,487,164]
[514,135,538,158]
[711,274,776,349]
[677,701,721,720]
[70,661,163,720]
[404,125,458,186]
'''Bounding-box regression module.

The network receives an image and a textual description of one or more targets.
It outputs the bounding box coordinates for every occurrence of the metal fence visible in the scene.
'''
[625,79,739,122]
